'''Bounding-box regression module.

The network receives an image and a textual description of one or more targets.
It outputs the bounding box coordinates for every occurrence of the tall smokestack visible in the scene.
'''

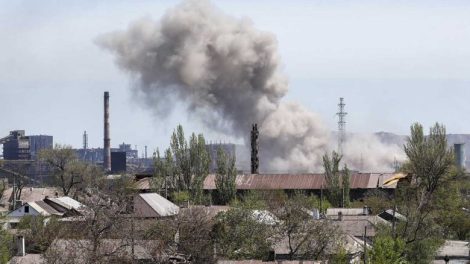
[104,91,111,172]
[251,123,259,174]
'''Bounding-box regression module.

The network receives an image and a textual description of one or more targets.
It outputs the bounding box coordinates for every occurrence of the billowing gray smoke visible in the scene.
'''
[98,0,404,172]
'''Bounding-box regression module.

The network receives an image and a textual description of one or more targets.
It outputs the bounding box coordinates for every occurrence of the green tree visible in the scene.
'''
[213,207,273,260]
[152,149,165,194]
[341,164,350,207]
[329,247,350,264]
[170,125,190,191]
[323,151,350,207]
[403,123,454,212]
[39,144,99,196]
[215,148,237,205]
[166,125,210,203]
[370,234,407,264]
[0,227,12,264]
[189,133,210,204]
[271,193,342,260]
[17,215,63,254]
[164,148,175,193]
[393,123,455,263]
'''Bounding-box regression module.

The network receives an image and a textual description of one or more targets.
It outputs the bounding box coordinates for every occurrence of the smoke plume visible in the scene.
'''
[98,0,404,172]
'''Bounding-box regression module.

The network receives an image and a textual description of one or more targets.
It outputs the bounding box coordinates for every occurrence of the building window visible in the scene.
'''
[24,205,29,213]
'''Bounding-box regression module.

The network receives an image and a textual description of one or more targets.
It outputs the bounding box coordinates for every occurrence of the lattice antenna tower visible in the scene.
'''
[337,97,347,154]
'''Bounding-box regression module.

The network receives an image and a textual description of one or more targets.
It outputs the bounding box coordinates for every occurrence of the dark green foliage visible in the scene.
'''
[403,123,454,210]
[403,238,442,264]
[0,227,12,264]
[370,234,407,264]
[213,208,273,260]
[154,125,210,203]
[322,151,350,207]
[394,123,456,263]
[341,165,350,207]
[172,191,190,206]
[328,247,350,264]
[215,148,237,205]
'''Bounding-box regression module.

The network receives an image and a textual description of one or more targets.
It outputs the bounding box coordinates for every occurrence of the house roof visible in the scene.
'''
[203,173,396,190]
[138,193,179,217]
[435,240,470,258]
[134,173,397,192]
[28,201,62,216]
[378,209,407,222]
[46,197,84,211]
[1,187,58,212]
[334,218,376,237]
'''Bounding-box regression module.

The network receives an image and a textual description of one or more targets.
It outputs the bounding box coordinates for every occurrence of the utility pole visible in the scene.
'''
[320,183,323,216]
[337,97,347,155]
[363,226,367,264]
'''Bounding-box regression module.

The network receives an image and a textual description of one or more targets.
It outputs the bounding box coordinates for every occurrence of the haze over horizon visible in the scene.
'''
[1,0,470,154]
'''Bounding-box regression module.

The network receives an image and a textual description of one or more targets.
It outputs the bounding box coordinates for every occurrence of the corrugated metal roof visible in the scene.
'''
[203,173,395,190]
[139,193,179,217]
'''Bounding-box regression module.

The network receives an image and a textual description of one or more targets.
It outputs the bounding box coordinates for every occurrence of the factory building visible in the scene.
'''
[205,143,236,172]
[0,130,53,161]
[28,135,53,160]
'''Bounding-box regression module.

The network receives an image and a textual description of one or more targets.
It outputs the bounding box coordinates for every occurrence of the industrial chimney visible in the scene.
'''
[103,91,111,172]
[251,123,259,174]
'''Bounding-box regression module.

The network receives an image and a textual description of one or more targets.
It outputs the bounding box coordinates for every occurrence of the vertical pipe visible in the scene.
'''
[251,123,259,174]
[104,91,111,172]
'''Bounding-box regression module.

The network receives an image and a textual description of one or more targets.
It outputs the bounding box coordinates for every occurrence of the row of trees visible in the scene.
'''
[153,125,237,205]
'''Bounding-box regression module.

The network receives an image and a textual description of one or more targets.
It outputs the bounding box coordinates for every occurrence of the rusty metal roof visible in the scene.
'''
[203,173,395,190]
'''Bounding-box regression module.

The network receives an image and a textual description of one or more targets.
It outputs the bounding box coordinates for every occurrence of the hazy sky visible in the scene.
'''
[1,0,470,154]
